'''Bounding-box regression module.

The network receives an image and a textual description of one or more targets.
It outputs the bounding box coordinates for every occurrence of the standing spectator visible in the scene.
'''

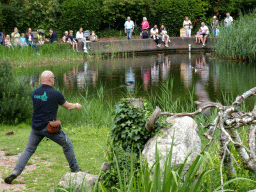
[211,16,219,37]
[25,28,39,53]
[62,31,69,42]
[5,35,12,47]
[141,17,149,31]
[20,33,28,47]
[183,16,193,37]
[124,16,134,40]
[49,28,58,43]
[76,28,88,53]
[4,70,83,184]
[224,13,233,27]
[67,30,77,51]
[11,27,21,46]
[150,25,158,38]
[199,22,209,47]
[160,25,170,47]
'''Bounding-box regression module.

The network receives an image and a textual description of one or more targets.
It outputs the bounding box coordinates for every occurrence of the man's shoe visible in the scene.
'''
[4,171,19,184]
[84,50,88,53]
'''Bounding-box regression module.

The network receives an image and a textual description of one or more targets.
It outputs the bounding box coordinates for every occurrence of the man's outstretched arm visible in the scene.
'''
[61,101,82,110]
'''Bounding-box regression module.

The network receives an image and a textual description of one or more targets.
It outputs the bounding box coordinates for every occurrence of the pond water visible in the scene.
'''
[18,52,256,110]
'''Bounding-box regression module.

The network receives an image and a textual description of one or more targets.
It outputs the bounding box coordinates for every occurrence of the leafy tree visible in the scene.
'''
[59,0,103,34]
[102,0,155,30]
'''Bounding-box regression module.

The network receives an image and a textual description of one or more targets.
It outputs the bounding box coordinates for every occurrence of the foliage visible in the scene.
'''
[59,0,102,34]
[111,98,158,153]
[101,0,155,28]
[215,11,256,61]
[0,59,33,124]
[152,0,209,36]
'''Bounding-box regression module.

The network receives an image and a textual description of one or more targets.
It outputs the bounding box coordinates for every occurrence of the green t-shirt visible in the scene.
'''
[11,32,20,44]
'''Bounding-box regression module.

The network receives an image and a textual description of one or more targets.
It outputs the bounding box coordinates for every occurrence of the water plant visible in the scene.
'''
[215,10,256,61]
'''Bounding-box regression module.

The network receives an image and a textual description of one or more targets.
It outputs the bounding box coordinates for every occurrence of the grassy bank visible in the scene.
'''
[215,11,256,61]
[0,43,84,67]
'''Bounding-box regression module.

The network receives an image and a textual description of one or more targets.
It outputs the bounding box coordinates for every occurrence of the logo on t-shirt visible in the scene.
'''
[34,91,48,101]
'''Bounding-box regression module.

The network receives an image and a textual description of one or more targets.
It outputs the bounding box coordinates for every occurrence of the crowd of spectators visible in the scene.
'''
[124,13,233,48]
[0,13,233,51]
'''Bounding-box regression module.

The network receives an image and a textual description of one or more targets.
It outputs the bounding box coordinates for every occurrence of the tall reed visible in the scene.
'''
[215,10,256,61]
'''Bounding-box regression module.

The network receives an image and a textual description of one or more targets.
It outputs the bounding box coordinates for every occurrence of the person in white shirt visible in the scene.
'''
[124,17,134,40]
[150,25,159,38]
[199,22,209,47]
[183,16,193,37]
[76,28,88,53]
[224,13,233,27]
[160,25,170,47]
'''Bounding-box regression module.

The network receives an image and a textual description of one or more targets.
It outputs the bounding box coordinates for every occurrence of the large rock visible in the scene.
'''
[142,116,201,170]
[57,172,98,191]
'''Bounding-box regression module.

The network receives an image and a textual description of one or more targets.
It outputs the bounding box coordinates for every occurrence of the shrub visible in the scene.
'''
[0,59,33,124]
[215,11,256,61]
[111,99,158,153]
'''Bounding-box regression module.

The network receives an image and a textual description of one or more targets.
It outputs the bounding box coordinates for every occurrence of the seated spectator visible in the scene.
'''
[62,31,69,42]
[76,28,88,53]
[195,28,202,43]
[5,35,12,47]
[160,25,170,47]
[151,28,161,47]
[25,28,39,53]
[19,33,28,47]
[67,30,78,51]
[38,35,45,45]
[199,22,209,47]
[0,32,4,45]
[141,29,149,39]
[141,17,149,31]
[49,28,58,43]
[11,27,21,46]
[89,31,98,42]
[83,30,90,41]
[150,25,158,38]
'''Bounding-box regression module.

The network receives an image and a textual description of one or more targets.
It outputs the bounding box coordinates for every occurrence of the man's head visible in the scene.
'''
[79,28,83,32]
[49,28,53,33]
[201,22,205,27]
[28,28,32,33]
[226,13,230,17]
[41,70,55,87]
[127,17,131,21]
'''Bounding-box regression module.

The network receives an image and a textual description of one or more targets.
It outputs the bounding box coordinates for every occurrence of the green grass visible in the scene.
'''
[215,11,256,61]
[0,43,83,67]
[0,123,110,192]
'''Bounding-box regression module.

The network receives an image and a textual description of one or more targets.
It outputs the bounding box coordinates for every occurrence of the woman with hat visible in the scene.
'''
[211,16,219,37]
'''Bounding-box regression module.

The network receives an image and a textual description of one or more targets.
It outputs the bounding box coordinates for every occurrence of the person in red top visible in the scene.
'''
[141,17,150,31]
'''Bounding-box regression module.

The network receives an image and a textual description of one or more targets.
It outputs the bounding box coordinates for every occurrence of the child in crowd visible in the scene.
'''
[62,31,68,42]
[160,26,170,47]
[67,30,77,51]
[195,28,202,43]
[151,28,161,47]
[5,35,12,47]
[90,31,98,42]
[216,28,220,36]
[38,35,45,45]
[141,29,149,39]
[19,33,27,47]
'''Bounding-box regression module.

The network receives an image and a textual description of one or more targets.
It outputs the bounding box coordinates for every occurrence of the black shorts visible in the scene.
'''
[202,34,209,37]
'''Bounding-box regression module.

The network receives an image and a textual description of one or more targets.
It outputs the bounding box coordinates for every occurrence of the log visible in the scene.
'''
[145,106,161,131]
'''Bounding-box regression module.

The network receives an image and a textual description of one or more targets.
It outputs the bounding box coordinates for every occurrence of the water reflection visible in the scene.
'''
[20,52,256,107]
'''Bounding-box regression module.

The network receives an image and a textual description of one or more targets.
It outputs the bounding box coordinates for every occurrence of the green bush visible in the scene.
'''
[0,59,33,124]
[215,11,256,61]
[111,99,158,153]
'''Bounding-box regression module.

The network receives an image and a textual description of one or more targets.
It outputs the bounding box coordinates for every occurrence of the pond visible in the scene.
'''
[17,52,256,110]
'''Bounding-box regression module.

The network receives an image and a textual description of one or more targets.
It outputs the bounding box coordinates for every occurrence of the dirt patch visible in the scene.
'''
[0,151,52,192]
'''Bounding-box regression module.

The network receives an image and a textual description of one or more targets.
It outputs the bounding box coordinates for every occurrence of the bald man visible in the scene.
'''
[5,70,83,184]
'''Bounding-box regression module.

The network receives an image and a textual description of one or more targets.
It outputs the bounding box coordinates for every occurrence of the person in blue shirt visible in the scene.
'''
[49,28,58,43]
[124,17,135,40]
[4,70,83,184]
